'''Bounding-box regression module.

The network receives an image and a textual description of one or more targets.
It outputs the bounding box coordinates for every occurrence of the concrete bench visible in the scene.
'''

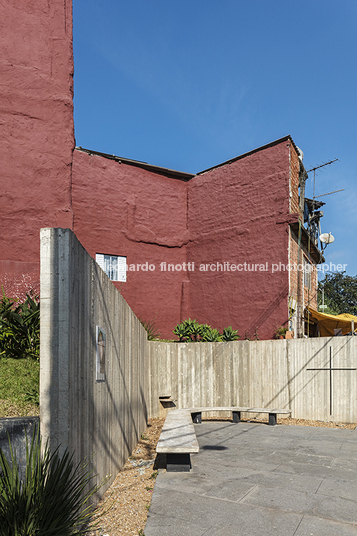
[187,407,292,426]
[156,409,199,472]
[156,406,292,472]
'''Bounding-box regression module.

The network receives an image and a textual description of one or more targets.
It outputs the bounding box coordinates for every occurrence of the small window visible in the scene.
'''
[304,258,311,290]
[96,254,127,282]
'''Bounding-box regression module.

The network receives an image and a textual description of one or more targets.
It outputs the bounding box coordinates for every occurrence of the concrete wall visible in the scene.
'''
[0,0,75,301]
[148,336,357,423]
[0,417,40,480]
[40,228,148,501]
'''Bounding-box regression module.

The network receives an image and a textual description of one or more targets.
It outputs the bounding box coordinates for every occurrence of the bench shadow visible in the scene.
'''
[201,445,228,450]
[154,453,166,469]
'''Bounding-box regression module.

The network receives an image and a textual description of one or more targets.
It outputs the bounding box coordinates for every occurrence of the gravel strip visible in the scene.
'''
[86,417,164,536]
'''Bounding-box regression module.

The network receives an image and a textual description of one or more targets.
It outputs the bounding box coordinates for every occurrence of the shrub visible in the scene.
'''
[173,319,199,342]
[0,430,105,535]
[173,320,239,342]
[222,326,240,341]
[0,291,40,360]
[139,319,160,340]
[200,325,222,342]
[274,325,288,339]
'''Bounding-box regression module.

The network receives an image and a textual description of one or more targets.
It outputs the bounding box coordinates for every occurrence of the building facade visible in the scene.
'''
[0,0,323,339]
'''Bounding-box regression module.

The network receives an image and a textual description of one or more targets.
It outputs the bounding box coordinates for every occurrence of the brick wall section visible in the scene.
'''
[289,230,300,302]
[289,143,301,217]
[288,142,319,335]
[289,229,318,334]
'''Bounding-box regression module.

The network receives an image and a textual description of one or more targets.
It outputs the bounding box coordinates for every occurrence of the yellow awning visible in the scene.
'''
[308,307,357,337]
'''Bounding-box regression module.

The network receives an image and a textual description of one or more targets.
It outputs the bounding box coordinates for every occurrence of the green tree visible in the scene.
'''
[318,272,357,315]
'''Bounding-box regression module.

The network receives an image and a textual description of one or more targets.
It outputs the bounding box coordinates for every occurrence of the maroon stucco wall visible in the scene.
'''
[187,140,292,340]
[0,1,301,339]
[72,149,189,339]
[71,140,296,341]
[0,0,74,299]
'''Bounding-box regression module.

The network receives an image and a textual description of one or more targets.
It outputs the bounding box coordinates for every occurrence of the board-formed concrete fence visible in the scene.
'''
[38,227,357,507]
[148,336,357,423]
[40,228,148,501]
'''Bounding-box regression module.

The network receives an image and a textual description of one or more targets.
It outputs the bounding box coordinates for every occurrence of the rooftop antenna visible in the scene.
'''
[304,158,340,336]
[305,158,343,251]
[306,159,340,211]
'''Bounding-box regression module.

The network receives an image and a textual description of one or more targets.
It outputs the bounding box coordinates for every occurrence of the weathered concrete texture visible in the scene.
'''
[148,337,357,423]
[0,0,74,298]
[40,228,148,503]
[145,422,357,536]
[72,149,190,340]
[0,417,40,480]
[156,410,199,454]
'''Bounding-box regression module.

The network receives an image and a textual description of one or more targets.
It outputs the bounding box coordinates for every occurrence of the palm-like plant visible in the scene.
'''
[200,325,222,342]
[0,430,105,535]
[0,291,40,360]
[222,326,240,341]
[173,319,199,342]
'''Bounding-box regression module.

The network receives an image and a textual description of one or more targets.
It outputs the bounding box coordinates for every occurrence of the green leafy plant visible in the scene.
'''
[139,319,160,341]
[222,326,240,341]
[173,319,240,343]
[189,320,203,342]
[318,271,357,315]
[0,429,106,535]
[0,291,40,360]
[173,319,198,342]
[274,325,288,339]
[200,325,222,342]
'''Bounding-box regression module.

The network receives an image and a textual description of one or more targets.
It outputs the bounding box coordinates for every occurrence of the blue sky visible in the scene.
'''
[73,0,357,276]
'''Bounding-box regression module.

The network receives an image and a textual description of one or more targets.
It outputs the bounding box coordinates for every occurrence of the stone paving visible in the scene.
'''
[145,421,357,535]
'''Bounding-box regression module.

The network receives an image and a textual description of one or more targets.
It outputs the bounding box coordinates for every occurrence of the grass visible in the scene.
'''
[0,358,39,418]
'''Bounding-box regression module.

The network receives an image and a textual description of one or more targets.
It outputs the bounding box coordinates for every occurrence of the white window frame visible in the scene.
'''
[96,254,127,282]
[303,257,311,290]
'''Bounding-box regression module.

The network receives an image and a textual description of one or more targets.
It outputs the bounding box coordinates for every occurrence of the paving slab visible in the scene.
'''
[145,422,357,535]
[295,514,357,536]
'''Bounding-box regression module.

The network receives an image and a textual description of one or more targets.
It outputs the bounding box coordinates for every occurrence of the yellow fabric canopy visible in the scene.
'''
[308,307,357,337]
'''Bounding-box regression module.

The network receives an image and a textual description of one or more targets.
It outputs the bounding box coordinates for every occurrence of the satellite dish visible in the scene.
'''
[319,232,335,244]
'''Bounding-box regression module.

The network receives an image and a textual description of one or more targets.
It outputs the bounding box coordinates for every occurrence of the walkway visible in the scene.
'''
[145,421,357,535]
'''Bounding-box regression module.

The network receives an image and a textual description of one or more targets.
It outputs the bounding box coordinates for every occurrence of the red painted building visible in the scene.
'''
[0,0,322,339]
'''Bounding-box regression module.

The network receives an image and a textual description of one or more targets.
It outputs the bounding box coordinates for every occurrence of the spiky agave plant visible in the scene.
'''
[222,326,240,341]
[0,429,105,535]
[200,325,223,342]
